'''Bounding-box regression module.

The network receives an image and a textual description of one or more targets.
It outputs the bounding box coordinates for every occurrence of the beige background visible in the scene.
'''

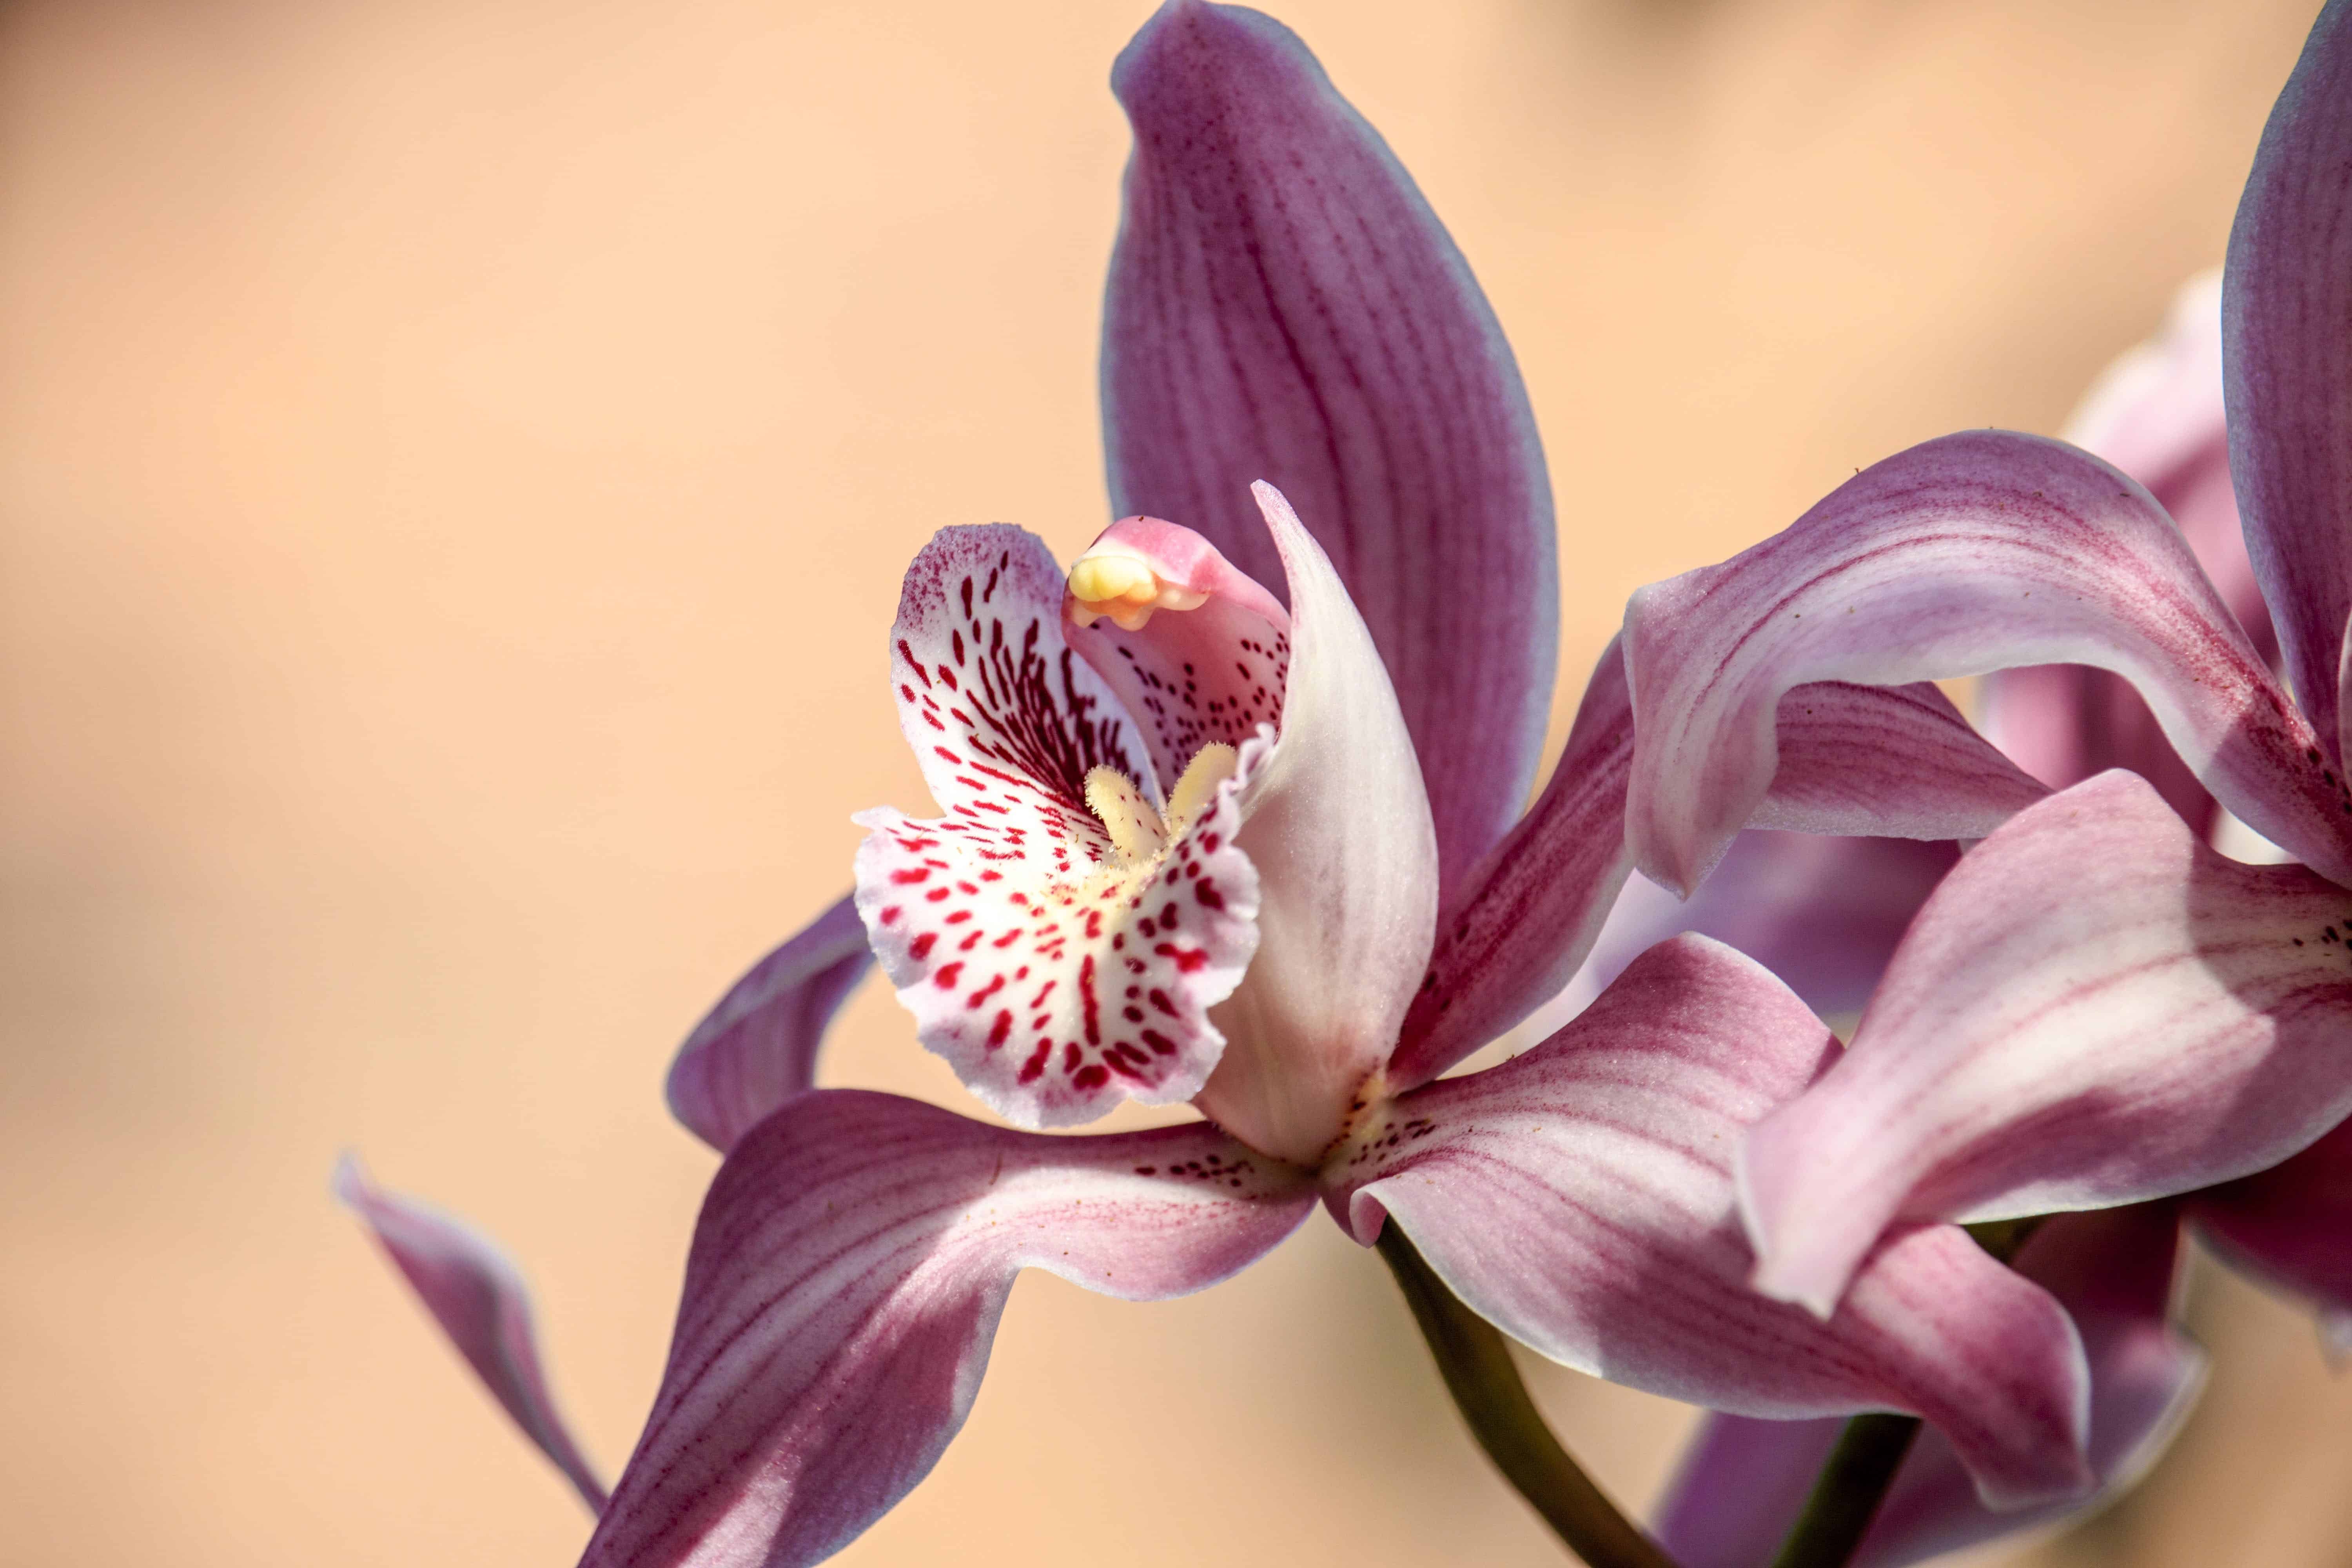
[4,0,2346,1563]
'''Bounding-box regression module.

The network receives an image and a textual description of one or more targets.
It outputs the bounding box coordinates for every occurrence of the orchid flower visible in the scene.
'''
[1590,279,2236,1565]
[1620,0,2352,1404]
[344,4,2109,1563]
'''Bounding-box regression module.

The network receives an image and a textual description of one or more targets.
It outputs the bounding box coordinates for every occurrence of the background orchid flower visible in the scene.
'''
[346,2,2110,1563]
[1619,0,2352,1392]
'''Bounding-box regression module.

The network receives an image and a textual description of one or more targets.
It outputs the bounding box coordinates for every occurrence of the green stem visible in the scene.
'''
[1376,1226,1681,1568]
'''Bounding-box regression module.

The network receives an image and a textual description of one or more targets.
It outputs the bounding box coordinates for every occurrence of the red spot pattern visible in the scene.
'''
[854,526,1271,1127]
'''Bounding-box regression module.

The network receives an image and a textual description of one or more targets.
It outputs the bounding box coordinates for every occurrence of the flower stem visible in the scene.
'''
[1376,1226,1681,1568]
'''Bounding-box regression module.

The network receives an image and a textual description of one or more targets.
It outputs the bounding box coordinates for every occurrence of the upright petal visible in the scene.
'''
[2226,0,2352,760]
[1742,771,2352,1316]
[1104,0,1555,897]
[1655,1205,2201,1568]
[1622,430,2345,895]
[855,525,1261,1127]
[666,895,871,1154]
[1193,485,1438,1163]
[2192,1116,2352,1328]
[1328,938,2094,1508]
[335,1158,607,1514]
[579,1091,1315,1568]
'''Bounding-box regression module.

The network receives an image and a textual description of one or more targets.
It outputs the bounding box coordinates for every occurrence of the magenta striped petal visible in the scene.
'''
[1748,680,2047,841]
[1330,936,2093,1508]
[2225,0,2352,763]
[1621,430,2347,896]
[2193,1116,2352,1321]
[580,1091,1316,1568]
[1103,0,1555,901]
[1742,771,2352,1316]
[1655,1205,2201,1568]
[1192,484,1438,1162]
[334,1158,608,1514]
[665,895,870,1153]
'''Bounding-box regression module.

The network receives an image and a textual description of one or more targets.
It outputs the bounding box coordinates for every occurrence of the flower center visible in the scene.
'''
[1065,545,1209,632]
[1082,743,1240,869]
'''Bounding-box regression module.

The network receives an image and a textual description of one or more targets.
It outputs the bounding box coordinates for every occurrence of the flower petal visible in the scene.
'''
[334,1157,607,1513]
[665,894,871,1153]
[855,525,1261,1127]
[1621,430,2345,895]
[1749,679,2049,840]
[578,1090,1315,1568]
[1104,0,1556,899]
[1655,1205,2201,1568]
[1742,770,2352,1316]
[2225,0,2352,762]
[1329,936,2093,1508]
[1193,484,1439,1162]
[2192,1116,2352,1321]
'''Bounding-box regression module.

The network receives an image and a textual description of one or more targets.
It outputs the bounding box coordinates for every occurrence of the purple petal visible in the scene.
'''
[1566,832,1958,1028]
[1331,936,2094,1508]
[1192,484,1439,1162]
[1741,770,2352,1316]
[581,1091,1316,1568]
[2226,0,2352,761]
[334,1157,608,1514]
[854,525,1261,1126]
[2193,1116,2352,1319]
[665,895,871,1153]
[1752,679,2048,840]
[1104,0,1555,900]
[1656,1205,2201,1568]
[1621,430,2344,896]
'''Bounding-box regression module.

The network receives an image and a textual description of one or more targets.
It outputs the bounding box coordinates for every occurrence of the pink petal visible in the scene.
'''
[333,1157,607,1513]
[665,894,871,1153]
[855,525,1262,1127]
[2192,1116,2352,1319]
[1742,770,2352,1316]
[2225,1,2352,763]
[578,1090,1315,1568]
[1192,484,1439,1162]
[1104,0,1555,900]
[1655,1205,2201,1568]
[1329,936,2094,1508]
[1620,430,2345,896]
[1062,514,1291,793]
[1751,679,2049,840]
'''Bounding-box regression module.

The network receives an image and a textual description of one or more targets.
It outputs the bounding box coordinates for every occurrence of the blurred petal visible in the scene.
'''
[1105,0,1555,898]
[1565,832,1958,1029]
[665,895,870,1153]
[334,1158,607,1513]
[1331,937,2093,1508]
[2226,0,2352,760]
[1742,771,2352,1316]
[581,1091,1316,1568]
[1655,1206,2201,1568]
[1621,430,2344,896]
[855,525,1260,1127]
[1194,484,1439,1162]
[2194,1116,2352,1318]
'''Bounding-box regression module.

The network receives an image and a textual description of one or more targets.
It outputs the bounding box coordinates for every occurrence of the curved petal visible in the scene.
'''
[855,525,1261,1127]
[1655,1205,2201,1568]
[1749,679,2049,840]
[1193,484,1439,1162]
[665,895,871,1153]
[1742,771,2352,1316]
[579,1091,1314,1568]
[1104,0,1555,899]
[334,1157,607,1514]
[1328,937,2094,1508]
[1563,832,1959,1031]
[1062,514,1291,792]
[2193,1115,2352,1322]
[1621,430,2346,896]
[2225,0,2352,761]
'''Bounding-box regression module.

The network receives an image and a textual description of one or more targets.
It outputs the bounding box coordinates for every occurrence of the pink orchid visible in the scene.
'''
[343,4,2107,1563]
[1620,0,2352,1463]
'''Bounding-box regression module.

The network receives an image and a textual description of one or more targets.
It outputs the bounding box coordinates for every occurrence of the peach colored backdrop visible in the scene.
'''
[3,0,2344,1564]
